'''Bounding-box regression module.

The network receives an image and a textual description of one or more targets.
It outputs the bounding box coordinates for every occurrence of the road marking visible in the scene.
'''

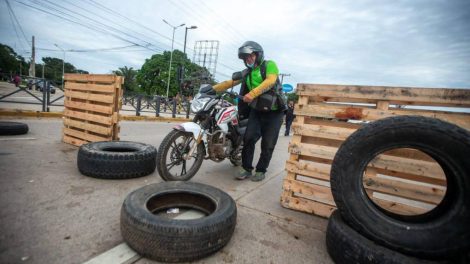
[0,137,36,141]
[82,243,140,264]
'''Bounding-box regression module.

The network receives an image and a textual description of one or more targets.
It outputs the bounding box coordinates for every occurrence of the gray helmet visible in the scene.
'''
[238,41,264,66]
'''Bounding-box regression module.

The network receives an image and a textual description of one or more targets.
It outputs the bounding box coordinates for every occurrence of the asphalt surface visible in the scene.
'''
[0,118,331,264]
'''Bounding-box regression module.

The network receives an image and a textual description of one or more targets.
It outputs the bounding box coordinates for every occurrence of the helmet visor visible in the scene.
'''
[238,46,254,59]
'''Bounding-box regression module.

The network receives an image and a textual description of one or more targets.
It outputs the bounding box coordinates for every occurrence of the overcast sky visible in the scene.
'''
[1,0,469,89]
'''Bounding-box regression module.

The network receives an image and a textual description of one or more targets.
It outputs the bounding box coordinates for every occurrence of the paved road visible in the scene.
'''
[0,119,331,264]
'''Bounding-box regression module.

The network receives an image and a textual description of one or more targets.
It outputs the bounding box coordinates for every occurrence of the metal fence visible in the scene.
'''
[0,77,193,119]
[122,92,191,118]
[0,77,63,112]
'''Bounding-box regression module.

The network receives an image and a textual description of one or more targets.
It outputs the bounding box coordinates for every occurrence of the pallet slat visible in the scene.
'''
[64,100,114,115]
[63,118,112,136]
[65,82,116,93]
[64,90,114,104]
[296,103,470,131]
[297,84,470,107]
[64,74,117,83]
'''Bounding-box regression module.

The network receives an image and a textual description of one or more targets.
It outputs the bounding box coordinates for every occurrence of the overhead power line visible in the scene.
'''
[14,0,163,54]
[5,0,30,52]
[37,44,141,52]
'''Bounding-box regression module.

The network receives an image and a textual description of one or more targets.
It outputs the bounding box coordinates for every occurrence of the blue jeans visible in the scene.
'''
[242,109,284,173]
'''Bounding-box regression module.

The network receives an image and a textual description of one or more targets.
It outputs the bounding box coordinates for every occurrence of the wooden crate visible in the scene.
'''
[281,84,470,218]
[62,74,124,146]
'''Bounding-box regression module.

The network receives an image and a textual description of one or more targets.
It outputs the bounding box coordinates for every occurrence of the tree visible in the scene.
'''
[286,92,299,103]
[41,57,88,85]
[0,43,28,80]
[136,50,213,96]
[113,66,138,92]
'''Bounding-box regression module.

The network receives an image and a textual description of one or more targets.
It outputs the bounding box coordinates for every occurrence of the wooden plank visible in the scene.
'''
[292,122,356,141]
[64,74,116,83]
[65,82,116,93]
[63,134,88,147]
[371,197,429,215]
[295,103,470,131]
[289,143,445,180]
[363,173,446,205]
[285,160,331,181]
[64,127,110,142]
[296,84,470,107]
[280,194,335,218]
[63,118,112,136]
[63,109,113,125]
[64,100,114,115]
[283,179,335,203]
[376,101,389,110]
[64,90,114,104]
[374,167,446,186]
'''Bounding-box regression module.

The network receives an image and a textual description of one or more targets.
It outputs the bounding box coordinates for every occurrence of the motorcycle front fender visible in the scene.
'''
[174,122,202,139]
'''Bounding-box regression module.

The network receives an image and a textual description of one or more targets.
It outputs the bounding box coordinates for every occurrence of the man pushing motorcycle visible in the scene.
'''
[213,41,286,181]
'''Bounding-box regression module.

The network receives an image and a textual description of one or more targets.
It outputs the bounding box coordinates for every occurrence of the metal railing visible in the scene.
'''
[0,77,63,112]
[122,92,191,118]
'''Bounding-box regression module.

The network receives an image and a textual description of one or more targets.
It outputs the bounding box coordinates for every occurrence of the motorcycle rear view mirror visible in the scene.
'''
[232,72,243,81]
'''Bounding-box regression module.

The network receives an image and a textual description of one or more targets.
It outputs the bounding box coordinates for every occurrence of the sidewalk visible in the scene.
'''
[0,119,331,264]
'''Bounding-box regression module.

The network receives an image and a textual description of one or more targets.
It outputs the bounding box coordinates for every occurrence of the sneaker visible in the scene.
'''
[236,168,252,180]
[251,172,265,182]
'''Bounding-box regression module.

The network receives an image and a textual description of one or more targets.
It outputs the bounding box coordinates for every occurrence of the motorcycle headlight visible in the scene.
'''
[191,96,212,113]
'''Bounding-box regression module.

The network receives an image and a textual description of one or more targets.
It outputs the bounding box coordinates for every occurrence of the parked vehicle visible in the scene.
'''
[37,81,56,94]
[156,80,246,181]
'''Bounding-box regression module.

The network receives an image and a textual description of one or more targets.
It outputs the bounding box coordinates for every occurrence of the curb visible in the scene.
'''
[0,109,190,123]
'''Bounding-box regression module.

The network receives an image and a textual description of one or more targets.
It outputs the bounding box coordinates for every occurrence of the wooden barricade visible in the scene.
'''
[281,84,470,218]
[62,74,123,146]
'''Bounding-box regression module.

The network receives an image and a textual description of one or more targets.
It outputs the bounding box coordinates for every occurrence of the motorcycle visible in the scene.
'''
[156,75,247,181]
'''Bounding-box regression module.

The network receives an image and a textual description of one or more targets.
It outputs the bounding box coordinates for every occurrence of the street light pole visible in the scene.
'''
[183,25,197,55]
[54,44,65,89]
[163,19,185,98]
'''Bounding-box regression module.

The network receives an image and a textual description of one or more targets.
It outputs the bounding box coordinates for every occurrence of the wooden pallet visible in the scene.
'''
[62,74,123,146]
[281,84,470,218]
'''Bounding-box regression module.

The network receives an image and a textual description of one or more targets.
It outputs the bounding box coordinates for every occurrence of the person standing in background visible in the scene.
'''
[284,101,295,136]
[12,74,21,87]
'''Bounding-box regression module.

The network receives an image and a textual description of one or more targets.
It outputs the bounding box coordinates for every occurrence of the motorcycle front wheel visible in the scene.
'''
[156,129,205,181]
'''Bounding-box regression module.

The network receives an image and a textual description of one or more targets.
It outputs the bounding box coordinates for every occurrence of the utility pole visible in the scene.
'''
[42,63,45,79]
[279,73,291,84]
[29,36,35,78]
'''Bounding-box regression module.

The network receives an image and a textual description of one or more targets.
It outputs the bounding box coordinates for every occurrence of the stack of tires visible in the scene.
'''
[326,116,470,264]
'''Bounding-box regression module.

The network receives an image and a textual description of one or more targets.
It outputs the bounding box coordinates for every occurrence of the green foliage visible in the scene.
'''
[113,66,138,92]
[136,50,214,96]
[0,43,89,84]
[0,43,28,79]
[40,57,89,85]
[286,92,299,103]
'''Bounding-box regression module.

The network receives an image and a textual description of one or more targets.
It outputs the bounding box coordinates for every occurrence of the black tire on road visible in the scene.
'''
[0,121,29,135]
[326,210,453,264]
[77,141,157,179]
[120,181,237,263]
[156,129,204,181]
[331,116,470,258]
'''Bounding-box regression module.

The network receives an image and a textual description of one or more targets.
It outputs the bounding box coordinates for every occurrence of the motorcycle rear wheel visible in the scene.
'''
[157,129,205,181]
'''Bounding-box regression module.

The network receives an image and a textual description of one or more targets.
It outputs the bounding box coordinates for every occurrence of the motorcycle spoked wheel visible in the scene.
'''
[157,129,205,181]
